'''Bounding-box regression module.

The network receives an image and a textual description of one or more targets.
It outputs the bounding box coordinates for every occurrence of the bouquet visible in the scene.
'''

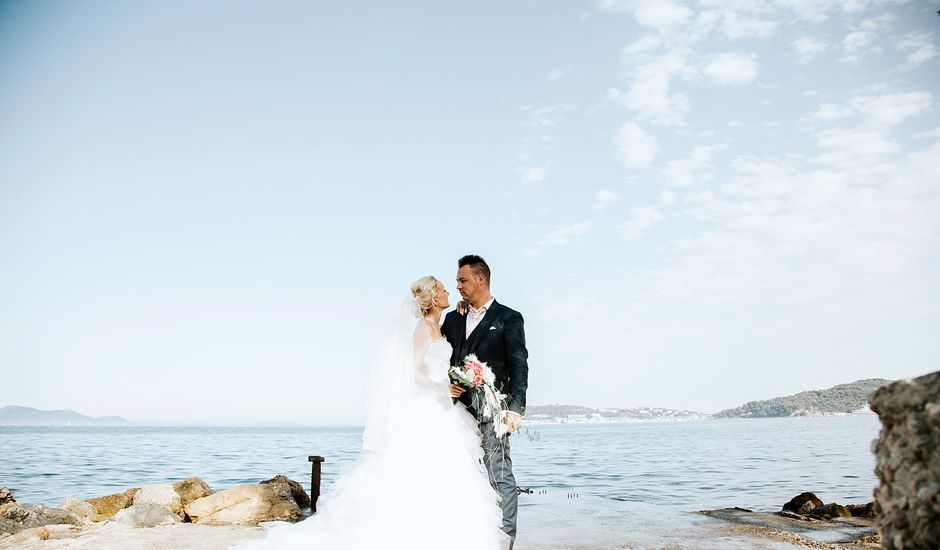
[449,354,510,437]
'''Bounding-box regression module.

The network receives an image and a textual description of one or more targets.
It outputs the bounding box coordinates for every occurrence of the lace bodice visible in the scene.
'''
[423,338,452,384]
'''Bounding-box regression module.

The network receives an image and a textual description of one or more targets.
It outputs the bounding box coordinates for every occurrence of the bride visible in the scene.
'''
[231,276,508,550]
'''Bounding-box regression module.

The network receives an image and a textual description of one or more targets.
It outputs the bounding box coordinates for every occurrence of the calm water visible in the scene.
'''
[0,415,880,512]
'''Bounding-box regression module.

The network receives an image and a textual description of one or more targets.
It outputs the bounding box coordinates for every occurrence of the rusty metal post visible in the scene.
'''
[307,455,325,513]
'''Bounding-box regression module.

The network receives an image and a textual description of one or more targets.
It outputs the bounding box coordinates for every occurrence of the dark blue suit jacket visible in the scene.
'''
[442,300,529,417]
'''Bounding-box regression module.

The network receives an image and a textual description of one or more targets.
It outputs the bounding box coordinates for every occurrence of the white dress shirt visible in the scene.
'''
[465,296,495,337]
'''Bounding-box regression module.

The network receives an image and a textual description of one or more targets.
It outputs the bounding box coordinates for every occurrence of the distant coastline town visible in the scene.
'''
[1,379,888,427]
[528,378,886,424]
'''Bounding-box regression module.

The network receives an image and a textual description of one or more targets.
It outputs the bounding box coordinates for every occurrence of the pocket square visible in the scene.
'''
[489,326,497,330]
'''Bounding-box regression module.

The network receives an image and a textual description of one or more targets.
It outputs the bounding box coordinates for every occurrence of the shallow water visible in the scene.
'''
[1,415,879,511]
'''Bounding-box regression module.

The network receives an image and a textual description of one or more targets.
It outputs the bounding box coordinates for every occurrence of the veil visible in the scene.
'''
[361,296,422,452]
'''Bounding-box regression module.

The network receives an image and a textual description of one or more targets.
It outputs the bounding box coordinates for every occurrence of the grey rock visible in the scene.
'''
[0,502,83,534]
[133,484,183,517]
[58,497,96,525]
[86,487,140,522]
[260,475,311,509]
[0,516,18,535]
[185,483,303,525]
[846,502,875,518]
[110,503,181,528]
[172,477,214,510]
[807,503,851,519]
[0,488,14,505]
[782,492,823,515]
[870,371,940,549]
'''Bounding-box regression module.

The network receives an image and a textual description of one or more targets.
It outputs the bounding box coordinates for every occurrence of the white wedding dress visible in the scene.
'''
[231,307,507,550]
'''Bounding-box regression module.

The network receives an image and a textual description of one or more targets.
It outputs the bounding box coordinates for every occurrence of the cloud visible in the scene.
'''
[815,128,901,167]
[520,103,576,127]
[617,52,691,126]
[598,0,694,30]
[516,166,547,185]
[627,141,940,313]
[841,30,879,63]
[808,91,933,127]
[840,14,894,63]
[662,145,725,187]
[527,222,592,256]
[614,121,658,169]
[897,31,938,70]
[855,91,933,127]
[702,53,759,86]
[720,12,778,40]
[622,34,663,57]
[594,189,620,210]
[792,36,829,63]
[914,126,940,139]
[617,207,663,240]
[546,66,575,82]
[806,91,933,169]
[810,102,855,121]
[777,0,832,23]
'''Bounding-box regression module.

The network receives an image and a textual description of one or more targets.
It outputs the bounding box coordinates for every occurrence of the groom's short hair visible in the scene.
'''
[458,254,491,285]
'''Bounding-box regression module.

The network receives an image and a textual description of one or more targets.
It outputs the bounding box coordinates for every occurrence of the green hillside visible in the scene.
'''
[716,378,890,418]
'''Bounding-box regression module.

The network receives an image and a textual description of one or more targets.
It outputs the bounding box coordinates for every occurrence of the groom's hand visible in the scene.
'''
[449,384,466,398]
[503,411,522,433]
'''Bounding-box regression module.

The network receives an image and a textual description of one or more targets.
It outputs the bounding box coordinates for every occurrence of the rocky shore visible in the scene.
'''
[3,370,935,549]
[698,492,879,550]
[1,481,883,550]
[0,475,308,549]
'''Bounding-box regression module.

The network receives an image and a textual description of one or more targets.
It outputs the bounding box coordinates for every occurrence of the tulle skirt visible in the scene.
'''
[230,395,507,550]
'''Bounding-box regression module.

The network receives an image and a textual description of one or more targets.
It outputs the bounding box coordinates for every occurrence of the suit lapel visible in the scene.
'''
[453,312,467,365]
[465,301,500,355]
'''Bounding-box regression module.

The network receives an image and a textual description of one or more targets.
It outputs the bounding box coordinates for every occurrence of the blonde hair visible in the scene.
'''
[411,276,440,316]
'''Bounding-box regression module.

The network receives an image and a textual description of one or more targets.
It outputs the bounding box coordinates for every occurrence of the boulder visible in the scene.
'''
[807,503,852,519]
[133,484,183,518]
[87,488,140,522]
[0,502,82,533]
[846,502,876,518]
[2,525,50,546]
[870,371,940,549]
[110,503,181,528]
[260,475,311,509]
[172,477,214,509]
[0,488,14,505]
[0,516,18,535]
[58,497,96,525]
[185,483,303,525]
[782,492,824,515]
[0,524,80,546]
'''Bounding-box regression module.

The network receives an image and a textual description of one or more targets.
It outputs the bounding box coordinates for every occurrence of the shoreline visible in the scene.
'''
[0,507,879,550]
[1,484,879,550]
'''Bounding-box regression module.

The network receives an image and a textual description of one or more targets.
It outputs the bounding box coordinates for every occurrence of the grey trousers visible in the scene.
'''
[480,419,518,542]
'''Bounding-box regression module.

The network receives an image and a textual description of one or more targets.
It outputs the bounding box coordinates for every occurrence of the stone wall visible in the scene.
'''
[869,371,940,549]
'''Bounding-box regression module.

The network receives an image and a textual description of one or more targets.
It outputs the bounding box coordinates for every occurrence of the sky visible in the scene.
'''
[1,0,938,426]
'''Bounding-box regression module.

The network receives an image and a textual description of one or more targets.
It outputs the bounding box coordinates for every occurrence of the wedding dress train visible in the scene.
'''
[231,319,507,550]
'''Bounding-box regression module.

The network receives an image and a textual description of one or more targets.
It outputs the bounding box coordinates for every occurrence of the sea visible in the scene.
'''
[0,414,882,548]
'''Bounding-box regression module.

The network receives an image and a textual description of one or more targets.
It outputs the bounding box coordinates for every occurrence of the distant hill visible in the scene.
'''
[716,378,890,418]
[527,404,709,423]
[0,405,129,426]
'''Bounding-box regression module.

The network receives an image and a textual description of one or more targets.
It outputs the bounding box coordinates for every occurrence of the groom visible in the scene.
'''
[442,254,528,549]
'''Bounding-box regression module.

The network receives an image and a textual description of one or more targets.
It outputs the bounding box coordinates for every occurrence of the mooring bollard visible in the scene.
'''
[308,455,325,513]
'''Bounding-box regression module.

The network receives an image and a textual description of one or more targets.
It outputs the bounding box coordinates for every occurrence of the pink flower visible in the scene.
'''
[472,375,483,386]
